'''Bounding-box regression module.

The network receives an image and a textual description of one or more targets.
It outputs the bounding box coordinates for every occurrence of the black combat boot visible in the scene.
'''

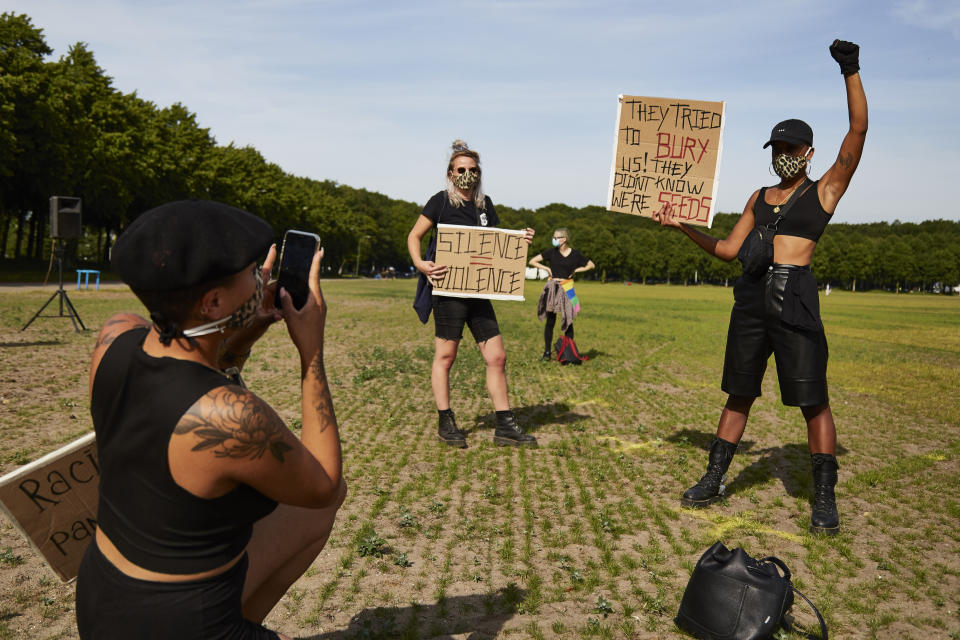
[493,411,538,447]
[680,437,738,507]
[437,409,467,448]
[540,350,552,362]
[810,453,840,535]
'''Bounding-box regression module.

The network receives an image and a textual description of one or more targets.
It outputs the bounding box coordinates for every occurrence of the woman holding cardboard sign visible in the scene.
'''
[653,40,867,535]
[407,140,537,448]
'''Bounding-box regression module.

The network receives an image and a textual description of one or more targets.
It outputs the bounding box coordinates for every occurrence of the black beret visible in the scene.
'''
[112,200,273,292]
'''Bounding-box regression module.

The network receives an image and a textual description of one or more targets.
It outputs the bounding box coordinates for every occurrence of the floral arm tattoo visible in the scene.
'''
[310,355,337,434]
[175,387,293,462]
[96,315,150,349]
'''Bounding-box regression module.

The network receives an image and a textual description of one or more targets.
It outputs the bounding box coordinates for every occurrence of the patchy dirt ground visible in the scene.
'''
[0,281,958,639]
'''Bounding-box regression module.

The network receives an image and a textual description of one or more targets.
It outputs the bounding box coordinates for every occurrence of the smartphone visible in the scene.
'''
[274,230,320,310]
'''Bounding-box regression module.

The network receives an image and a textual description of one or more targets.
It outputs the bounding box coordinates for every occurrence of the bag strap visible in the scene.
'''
[759,556,827,639]
[791,584,829,640]
[770,177,814,231]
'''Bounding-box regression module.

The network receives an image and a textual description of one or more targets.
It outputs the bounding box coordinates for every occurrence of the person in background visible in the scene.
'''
[529,228,594,360]
[654,40,866,535]
[407,140,537,448]
[76,200,346,639]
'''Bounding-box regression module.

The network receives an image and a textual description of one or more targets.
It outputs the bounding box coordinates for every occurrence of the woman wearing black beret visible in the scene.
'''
[75,200,345,639]
[655,40,867,535]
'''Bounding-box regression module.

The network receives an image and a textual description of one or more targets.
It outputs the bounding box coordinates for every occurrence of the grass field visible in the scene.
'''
[0,279,958,639]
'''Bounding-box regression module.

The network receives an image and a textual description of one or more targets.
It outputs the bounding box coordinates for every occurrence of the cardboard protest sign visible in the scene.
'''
[0,432,98,581]
[433,224,528,300]
[607,95,725,227]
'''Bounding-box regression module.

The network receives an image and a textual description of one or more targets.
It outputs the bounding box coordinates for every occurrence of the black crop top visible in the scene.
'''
[753,180,832,242]
[90,327,277,573]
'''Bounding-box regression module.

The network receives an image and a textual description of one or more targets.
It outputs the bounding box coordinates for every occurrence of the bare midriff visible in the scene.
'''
[773,234,817,267]
[94,528,244,583]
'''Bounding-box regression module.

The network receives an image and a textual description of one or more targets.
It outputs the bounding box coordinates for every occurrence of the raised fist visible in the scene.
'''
[829,39,860,77]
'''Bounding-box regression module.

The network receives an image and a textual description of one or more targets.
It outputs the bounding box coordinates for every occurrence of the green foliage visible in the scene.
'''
[356,532,387,558]
[0,548,23,567]
[3,12,958,294]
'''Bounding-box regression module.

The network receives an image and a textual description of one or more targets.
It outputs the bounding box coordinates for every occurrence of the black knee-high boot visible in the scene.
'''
[810,453,840,535]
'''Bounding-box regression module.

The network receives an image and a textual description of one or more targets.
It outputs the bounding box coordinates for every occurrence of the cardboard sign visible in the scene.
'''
[0,433,98,581]
[433,224,528,300]
[607,95,725,227]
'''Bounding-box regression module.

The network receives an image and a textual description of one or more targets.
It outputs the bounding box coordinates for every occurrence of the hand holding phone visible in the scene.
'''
[275,230,321,310]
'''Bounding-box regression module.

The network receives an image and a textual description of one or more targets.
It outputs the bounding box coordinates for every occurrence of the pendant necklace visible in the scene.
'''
[773,181,802,214]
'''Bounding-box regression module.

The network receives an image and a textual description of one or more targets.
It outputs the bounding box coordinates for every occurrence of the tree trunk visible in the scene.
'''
[34,211,48,259]
[852,277,857,292]
[0,211,10,259]
[26,213,37,259]
[103,228,114,264]
[14,211,25,259]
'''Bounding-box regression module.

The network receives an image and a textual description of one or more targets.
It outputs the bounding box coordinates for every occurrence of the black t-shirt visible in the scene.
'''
[421,191,499,228]
[538,247,589,279]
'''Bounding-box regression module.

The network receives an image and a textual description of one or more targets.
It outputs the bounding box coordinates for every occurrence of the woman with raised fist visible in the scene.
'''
[654,40,867,536]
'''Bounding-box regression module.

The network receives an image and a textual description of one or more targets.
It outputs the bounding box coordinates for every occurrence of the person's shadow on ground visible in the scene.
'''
[666,428,848,500]
[298,586,526,639]
[470,402,592,434]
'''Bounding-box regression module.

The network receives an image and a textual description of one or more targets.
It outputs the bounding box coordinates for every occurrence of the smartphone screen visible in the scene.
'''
[275,230,320,310]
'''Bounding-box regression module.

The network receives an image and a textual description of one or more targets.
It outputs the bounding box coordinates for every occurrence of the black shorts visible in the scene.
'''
[432,296,501,342]
[75,542,279,640]
[721,264,829,407]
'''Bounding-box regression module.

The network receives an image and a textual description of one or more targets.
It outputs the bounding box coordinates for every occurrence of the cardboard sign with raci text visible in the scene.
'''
[0,432,99,581]
[607,94,725,227]
[432,224,528,300]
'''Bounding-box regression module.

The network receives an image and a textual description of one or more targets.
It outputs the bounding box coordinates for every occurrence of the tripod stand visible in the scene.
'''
[21,240,86,332]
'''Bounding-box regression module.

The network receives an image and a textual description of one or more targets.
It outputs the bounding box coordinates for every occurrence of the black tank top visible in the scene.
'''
[753,180,832,242]
[90,327,277,573]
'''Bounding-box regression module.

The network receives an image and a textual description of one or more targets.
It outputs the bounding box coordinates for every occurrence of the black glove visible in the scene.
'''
[830,39,860,77]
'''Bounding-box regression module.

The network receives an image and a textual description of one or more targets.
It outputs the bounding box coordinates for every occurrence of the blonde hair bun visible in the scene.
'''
[451,139,469,152]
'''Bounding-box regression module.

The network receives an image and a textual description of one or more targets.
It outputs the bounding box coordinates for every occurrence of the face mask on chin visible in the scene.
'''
[773,152,807,180]
[183,268,263,338]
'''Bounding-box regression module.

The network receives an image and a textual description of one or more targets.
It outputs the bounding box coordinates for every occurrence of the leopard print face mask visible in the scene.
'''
[773,153,807,180]
[452,168,480,190]
[224,267,263,330]
[183,268,263,338]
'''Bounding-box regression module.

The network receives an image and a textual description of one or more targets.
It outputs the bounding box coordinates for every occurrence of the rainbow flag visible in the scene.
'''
[561,278,580,315]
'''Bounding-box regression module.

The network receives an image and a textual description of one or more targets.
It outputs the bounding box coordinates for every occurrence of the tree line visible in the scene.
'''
[3,13,958,292]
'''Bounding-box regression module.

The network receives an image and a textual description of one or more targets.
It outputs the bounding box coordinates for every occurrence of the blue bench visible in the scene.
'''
[76,269,101,290]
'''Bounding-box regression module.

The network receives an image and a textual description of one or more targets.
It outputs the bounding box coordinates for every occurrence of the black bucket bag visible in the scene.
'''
[737,178,813,277]
[676,541,828,640]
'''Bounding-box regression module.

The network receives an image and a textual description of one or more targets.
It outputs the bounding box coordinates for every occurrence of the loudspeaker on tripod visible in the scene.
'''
[50,196,82,239]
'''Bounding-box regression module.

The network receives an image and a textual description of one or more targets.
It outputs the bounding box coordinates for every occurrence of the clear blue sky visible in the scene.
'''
[11,0,960,224]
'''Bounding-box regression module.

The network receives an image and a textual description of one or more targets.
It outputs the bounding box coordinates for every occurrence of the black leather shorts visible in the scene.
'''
[721,264,829,407]
[432,296,501,342]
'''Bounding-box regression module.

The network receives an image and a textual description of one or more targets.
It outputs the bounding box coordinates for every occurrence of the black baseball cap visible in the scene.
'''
[762,119,813,148]
[112,200,273,292]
